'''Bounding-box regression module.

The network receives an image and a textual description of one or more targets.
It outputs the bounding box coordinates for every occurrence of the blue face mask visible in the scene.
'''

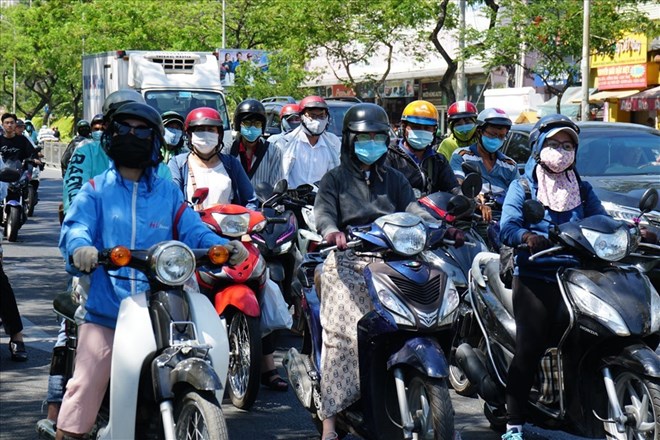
[454,123,475,135]
[481,135,504,153]
[163,127,183,146]
[91,130,103,142]
[354,140,388,165]
[406,129,434,150]
[241,126,262,142]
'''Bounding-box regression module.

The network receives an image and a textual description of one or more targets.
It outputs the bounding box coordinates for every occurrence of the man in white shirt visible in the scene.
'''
[277,96,340,188]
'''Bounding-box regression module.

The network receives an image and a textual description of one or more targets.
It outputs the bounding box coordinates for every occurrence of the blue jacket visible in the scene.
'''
[60,165,227,329]
[168,152,258,210]
[500,131,608,281]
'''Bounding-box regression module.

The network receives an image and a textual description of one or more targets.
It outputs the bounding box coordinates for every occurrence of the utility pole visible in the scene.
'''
[12,59,16,114]
[222,0,226,49]
[580,0,591,121]
[456,0,466,100]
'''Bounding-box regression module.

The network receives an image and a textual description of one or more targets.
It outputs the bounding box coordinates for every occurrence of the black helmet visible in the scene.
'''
[529,114,580,150]
[76,119,91,136]
[91,113,104,126]
[343,103,390,134]
[233,99,266,133]
[161,111,184,128]
[102,89,146,120]
[103,102,164,167]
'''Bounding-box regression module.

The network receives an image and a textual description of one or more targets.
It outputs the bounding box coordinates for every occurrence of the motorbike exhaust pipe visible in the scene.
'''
[455,343,502,404]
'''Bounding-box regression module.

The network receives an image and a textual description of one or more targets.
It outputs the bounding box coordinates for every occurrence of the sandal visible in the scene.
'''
[260,369,289,392]
[9,340,28,362]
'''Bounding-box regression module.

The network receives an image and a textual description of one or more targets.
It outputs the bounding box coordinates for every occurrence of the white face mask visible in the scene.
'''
[191,131,219,154]
[301,114,328,136]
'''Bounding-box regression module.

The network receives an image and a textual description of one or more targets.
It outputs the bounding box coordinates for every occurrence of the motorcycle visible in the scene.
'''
[283,208,470,439]
[2,158,34,242]
[44,241,231,440]
[456,188,660,439]
[26,146,43,217]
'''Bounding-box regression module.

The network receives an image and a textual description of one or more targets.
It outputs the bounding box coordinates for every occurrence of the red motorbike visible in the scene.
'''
[193,189,269,410]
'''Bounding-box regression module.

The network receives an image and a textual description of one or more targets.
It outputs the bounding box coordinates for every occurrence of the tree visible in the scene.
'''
[464,0,657,113]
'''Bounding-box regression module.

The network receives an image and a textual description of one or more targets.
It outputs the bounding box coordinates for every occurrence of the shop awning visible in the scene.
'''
[619,86,660,112]
[570,89,640,103]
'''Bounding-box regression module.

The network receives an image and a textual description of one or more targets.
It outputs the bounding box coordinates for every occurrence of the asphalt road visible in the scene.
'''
[0,167,597,440]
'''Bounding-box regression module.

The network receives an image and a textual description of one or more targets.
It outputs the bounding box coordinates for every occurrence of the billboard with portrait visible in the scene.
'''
[216,49,269,86]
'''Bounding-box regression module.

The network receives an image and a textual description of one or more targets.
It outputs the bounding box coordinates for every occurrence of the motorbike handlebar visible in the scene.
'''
[266,217,288,224]
[528,245,564,262]
[319,240,361,257]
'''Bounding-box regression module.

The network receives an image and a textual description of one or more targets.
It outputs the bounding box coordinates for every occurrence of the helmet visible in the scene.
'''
[15,119,25,127]
[76,119,91,136]
[476,108,512,129]
[184,107,224,132]
[279,103,300,119]
[299,96,328,114]
[104,102,165,166]
[233,99,266,132]
[102,89,146,119]
[401,100,439,126]
[91,113,104,126]
[447,101,478,122]
[343,103,390,134]
[161,111,184,128]
[529,114,580,150]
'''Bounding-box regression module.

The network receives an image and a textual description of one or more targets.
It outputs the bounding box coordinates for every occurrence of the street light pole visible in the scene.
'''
[222,0,226,49]
[456,0,466,100]
[12,58,16,114]
[580,0,590,121]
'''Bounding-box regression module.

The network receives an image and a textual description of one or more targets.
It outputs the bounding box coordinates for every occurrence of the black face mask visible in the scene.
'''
[108,134,153,169]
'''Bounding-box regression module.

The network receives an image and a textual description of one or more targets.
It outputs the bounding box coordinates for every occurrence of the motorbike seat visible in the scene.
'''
[483,259,514,316]
[53,291,78,321]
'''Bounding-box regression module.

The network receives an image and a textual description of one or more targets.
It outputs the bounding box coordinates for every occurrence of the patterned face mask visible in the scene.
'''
[540,145,575,173]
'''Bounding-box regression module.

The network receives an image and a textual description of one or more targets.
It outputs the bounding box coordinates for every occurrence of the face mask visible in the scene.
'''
[108,134,153,169]
[453,123,476,141]
[301,114,328,136]
[540,145,575,173]
[91,130,103,142]
[406,129,434,150]
[481,135,504,153]
[354,140,388,165]
[240,126,262,142]
[163,127,183,147]
[191,131,219,154]
[282,118,300,133]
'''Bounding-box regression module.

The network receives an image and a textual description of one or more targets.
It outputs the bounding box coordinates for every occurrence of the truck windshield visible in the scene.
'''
[144,90,230,130]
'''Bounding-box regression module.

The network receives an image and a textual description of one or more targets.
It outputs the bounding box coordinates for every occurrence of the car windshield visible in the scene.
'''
[327,106,352,138]
[143,90,230,130]
[576,129,660,177]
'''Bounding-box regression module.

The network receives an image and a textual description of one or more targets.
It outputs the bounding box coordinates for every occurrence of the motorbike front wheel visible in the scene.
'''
[27,185,36,217]
[5,207,21,242]
[605,371,660,440]
[226,312,262,410]
[406,374,455,440]
[174,389,228,440]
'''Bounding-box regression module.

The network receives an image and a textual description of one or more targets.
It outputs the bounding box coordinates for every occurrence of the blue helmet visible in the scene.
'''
[529,114,579,151]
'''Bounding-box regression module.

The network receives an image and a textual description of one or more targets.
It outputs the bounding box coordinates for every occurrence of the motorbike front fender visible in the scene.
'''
[5,199,21,208]
[170,357,222,391]
[267,261,285,282]
[214,285,260,317]
[602,343,660,378]
[387,337,449,379]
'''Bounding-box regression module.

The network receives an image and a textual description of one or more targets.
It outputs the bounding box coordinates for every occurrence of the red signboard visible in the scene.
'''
[596,64,647,90]
[332,84,356,97]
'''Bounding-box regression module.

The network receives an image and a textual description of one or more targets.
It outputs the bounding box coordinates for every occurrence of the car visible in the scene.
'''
[500,121,660,227]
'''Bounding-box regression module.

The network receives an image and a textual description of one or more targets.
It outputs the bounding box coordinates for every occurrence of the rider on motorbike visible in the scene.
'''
[55,102,247,440]
[385,100,459,198]
[160,111,187,164]
[314,103,465,440]
[60,120,92,177]
[437,100,479,161]
[267,103,301,147]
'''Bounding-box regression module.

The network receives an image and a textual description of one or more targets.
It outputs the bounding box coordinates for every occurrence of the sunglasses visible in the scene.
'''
[545,140,576,151]
[113,121,153,139]
[241,120,263,128]
[355,133,388,143]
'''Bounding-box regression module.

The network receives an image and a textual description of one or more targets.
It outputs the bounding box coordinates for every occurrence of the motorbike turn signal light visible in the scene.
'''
[109,246,131,266]
[209,245,229,265]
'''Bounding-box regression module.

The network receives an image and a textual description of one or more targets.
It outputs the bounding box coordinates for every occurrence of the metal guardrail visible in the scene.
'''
[40,141,67,170]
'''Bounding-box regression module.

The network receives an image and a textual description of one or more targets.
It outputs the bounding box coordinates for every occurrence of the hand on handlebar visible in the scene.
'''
[444,227,465,248]
[324,231,348,251]
[523,233,552,254]
[640,227,659,244]
[479,204,492,223]
[225,240,249,266]
[72,246,98,272]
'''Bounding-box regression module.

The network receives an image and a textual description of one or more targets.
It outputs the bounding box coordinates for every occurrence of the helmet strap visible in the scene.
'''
[193,146,219,162]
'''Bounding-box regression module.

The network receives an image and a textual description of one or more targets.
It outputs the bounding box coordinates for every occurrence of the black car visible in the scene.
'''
[500,121,660,227]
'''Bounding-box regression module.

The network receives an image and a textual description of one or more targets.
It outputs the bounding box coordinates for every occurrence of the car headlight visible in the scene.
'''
[437,279,459,325]
[581,226,629,261]
[377,289,416,327]
[376,213,426,256]
[150,241,196,286]
[567,281,629,336]
[650,283,660,334]
[212,213,250,237]
[601,201,657,227]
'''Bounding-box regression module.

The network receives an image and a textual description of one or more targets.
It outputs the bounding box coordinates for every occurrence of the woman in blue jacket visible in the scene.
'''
[56,103,247,439]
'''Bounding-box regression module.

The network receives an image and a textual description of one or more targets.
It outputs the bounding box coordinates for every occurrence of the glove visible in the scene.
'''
[640,227,659,244]
[225,240,249,266]
[444,227,465,248]
[72,246,98,272]
[324,231,348,250]
[524,233,552,254]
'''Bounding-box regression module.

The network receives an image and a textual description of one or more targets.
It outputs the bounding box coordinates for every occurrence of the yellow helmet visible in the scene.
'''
[401,100,439,126]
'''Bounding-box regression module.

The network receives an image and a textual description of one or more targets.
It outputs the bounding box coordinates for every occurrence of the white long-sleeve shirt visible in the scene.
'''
[280,126,340,188]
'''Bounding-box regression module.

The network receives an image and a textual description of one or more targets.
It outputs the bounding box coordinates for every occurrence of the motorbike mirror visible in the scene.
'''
[639,188,658,215]
[461,161,481,176]
[191,187,209,205]
[461,173,482,198]
[295,183,313,194]
[522,199,546,224]
[255,182,274,203]
[272,179,288,196]
[447,195,474,219]
[0,167,20,183]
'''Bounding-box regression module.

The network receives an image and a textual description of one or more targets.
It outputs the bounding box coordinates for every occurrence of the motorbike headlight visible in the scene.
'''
[581,226,629,261]
[253,219,267,233]
[275,241,293,254]
[650,284,660,334]
[437,279,459,326]
[567,281,630,336]
[377,213,426,256]
[150,241,196,286]
[376,289,416,327]
[212,213,250,237]
[302,206,316,230]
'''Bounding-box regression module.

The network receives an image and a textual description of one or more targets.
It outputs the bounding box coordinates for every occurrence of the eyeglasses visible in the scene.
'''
[482,130,508,141]
[304,112,328,121]
[545,140,576,151]
[113,121,153,139]
[355,133,388,143]
[241,120,263,128]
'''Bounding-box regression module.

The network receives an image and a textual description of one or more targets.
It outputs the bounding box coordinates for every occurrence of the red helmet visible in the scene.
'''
[299,96,328,113]
[184,107,224,132]
[447,100,478,122]
[280,103,301,119]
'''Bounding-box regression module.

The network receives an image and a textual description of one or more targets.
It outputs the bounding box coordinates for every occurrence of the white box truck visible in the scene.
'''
[483,87,545,124]
[82,50,232,146]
